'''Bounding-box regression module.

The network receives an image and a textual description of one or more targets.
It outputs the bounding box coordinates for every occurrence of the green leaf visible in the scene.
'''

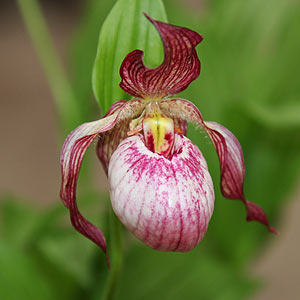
[115,245,258,300]
[0,242,54,300]
[92,0,167,113]
[0,196,40,247]
[69,0,115,122]
[245,100,300,130]
[37,230,97,289]
[0,197,89,299]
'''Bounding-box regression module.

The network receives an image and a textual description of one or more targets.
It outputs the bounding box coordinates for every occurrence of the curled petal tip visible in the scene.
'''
[106,253,111,269]
[143,12,152,23]
[269,227,279,235]
[120,14,203,99]
[246,200,278,234]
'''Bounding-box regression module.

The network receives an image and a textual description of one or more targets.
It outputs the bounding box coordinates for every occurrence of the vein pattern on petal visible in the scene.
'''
[120,14,203,99]
[109,134,214,252]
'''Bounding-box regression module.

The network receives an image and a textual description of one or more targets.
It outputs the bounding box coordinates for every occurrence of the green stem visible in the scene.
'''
[102,208,123,300]
[16,0,81,134]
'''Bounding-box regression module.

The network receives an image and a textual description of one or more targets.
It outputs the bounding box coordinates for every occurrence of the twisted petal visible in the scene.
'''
[161,98,277,233]
[60,115,118,263]
[60,99,145,262]
[108,134,214,251]
[203,122,278,234]
[120,13,203,99]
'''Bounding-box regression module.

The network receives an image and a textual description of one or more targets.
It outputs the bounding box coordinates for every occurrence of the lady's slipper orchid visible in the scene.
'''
[60,14,277,261]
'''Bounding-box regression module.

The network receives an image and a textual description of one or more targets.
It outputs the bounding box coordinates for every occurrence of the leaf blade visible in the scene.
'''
[92,0,167,113]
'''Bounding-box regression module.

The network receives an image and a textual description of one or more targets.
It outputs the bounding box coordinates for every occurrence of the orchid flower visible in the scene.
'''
[60,14,277,261]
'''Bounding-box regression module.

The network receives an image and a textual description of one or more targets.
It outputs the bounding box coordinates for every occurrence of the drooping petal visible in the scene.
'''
[119,13,203,99]
[60,99,145,262]
[96,99,145,174]
[161,98,277,233]
[60,114,118,263]
[108,134,214,252]
[203,121,278,234]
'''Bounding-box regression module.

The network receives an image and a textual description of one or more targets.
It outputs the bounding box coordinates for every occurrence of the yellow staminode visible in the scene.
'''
[143,102,174,156]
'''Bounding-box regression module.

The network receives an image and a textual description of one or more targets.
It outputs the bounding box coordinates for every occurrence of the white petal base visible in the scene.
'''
[108,134,214,252]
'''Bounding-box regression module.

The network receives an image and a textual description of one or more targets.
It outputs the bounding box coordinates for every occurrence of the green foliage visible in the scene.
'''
[0,198,76,300]
[115,245,258,300]
[69,0,115,121]
[92,0,167,113]
[0,242,54,300]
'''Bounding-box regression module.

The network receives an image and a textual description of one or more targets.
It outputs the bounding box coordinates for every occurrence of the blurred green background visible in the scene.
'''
[0,0,300,299]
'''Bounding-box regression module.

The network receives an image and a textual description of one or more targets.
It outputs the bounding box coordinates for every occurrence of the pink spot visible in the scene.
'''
[164,132,173,142]
[146,132,155,152]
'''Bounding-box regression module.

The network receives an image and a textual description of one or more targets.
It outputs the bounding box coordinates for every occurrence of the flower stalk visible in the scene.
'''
[101,208,123,300]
